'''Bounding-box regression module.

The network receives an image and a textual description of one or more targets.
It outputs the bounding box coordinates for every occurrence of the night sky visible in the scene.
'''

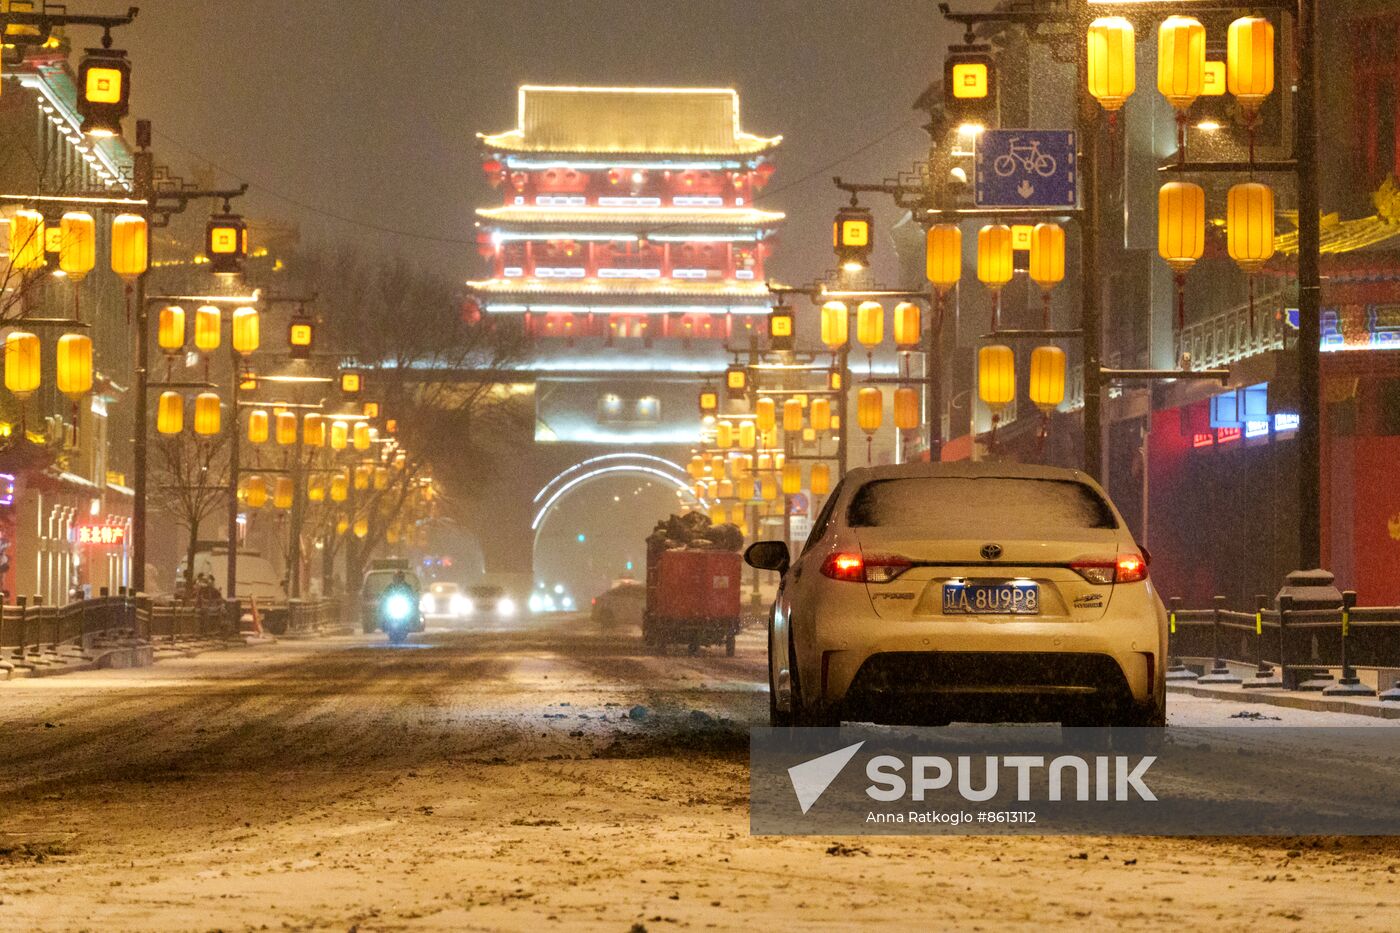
[124,1,958,285]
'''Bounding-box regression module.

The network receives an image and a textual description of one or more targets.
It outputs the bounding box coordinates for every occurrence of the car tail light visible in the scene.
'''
[1070,552,1148,585]
[863,555,913,583]
[1115,552,1148,583]
[820,552,911,584]
[821,552,865,582]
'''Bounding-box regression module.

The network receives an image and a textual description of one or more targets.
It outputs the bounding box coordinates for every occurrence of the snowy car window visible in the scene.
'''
[846,478,1118,535]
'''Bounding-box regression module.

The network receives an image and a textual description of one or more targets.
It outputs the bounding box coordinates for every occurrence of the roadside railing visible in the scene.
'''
[1,592,349,672]
[1166,591,1400,700]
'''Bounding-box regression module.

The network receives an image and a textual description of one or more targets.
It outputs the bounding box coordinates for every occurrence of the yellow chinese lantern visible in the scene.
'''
[4,331,40,400]
[244,475,268,509]
[978,345,1016,413]
[1159,181,1206,331]
[783,398,803,433]
[1087,17,1135,113]
[158,306,185,353]
[1227,182,1276,273]
[244,409,268,445]
[810,462,831,497]
[759,473,779,502]
[156,391,183,435]
[330,471,349,503]
[739,420,756,450]
[354,518,369,539]
[374,467,389,490]
[856,301,884,348]
[756,452,773,473]
[857,387,883,434]
[717,479,734,500]
[355,464,372,491]
[56,334,93,400]
[687,454,705,479]
[1157,15,1206,112]
[820,301,848,349]
[810,397,832,433]
[926,224,961,294]
[274,477,294,510]
[894,386,920,430]
[893,302,921,349]
[335,517,350,536]
[782,461,802,496]
[329,420,349,450]
[731,454,752,480]
[353,421,372,451]
[232,306,259,355]
[1028,223,1065,291]
[300,413,323,448]
[193,392,221,436]
[9,209,45,271]
[709,505,727,524]
[110,213,148,280]
[1227,16,1274,123]
[1158,182,1205,272]
[730,504,747,525]
[1029,346,1067,414]
[755,397,776,432]
[977,224,1014,290]
[715,420,733,449]
[58,211,97,280]
[307,473,325,503]
[194,305,221,352]
[275,410,297,446]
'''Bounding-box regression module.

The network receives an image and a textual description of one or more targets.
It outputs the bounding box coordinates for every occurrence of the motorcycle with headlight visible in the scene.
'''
[379,583,420,645]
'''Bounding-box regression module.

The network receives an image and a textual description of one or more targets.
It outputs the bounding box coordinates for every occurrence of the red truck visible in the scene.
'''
[642,540,743,656]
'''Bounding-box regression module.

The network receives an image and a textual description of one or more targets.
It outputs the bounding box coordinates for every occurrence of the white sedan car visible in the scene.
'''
[744,462,1167,728]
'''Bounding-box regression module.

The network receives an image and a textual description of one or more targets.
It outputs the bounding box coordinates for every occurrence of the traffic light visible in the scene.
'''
[768,304,795,351]
[77,48,132,137]
[833,205,873,273]
[725,365,747,401]
[943,49,998,129]
[340,371,362,396]
[206,213,248,275]
[287,313,315,360]
[698,387,719,414]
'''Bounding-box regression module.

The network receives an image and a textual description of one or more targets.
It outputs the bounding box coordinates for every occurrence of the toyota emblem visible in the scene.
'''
[980,543,1003,561]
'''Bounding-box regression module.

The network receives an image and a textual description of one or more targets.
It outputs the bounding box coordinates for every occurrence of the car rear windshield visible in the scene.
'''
[847,477,1118,536]
[469,585,504,599]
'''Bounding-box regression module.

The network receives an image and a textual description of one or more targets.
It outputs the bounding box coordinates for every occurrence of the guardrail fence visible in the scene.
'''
[1,591,348,673]
[1166,591,1400,700]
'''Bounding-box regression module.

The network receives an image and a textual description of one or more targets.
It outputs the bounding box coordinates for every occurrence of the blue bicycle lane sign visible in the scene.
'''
[974,129,1078,208]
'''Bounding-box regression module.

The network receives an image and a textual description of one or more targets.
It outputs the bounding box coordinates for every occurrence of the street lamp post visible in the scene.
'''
[1295,0,1322,568]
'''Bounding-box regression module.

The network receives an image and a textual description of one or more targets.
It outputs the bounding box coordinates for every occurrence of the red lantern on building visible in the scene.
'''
[755,162,776,187]
[482,159,504,187]
[509,171,528,192]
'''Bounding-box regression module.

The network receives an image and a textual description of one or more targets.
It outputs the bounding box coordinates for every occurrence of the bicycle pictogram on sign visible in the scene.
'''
[975,129,1077,208]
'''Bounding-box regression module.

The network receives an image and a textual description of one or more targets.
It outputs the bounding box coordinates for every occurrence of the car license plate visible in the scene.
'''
[942,581,1040,615]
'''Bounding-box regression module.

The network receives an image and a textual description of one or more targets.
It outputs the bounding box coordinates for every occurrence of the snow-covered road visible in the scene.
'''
[2,614,1396,931]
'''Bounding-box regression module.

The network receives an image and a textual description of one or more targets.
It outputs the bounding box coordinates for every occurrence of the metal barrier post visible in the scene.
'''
[1199,594,1242,684]
[1243,593,1283,688]
[1323,590,1375,697]
[1278,594,1297,689]
[1165,596,1198,681]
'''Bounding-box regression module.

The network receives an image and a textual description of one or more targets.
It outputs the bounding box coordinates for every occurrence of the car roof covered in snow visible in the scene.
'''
[838,461,1100,488]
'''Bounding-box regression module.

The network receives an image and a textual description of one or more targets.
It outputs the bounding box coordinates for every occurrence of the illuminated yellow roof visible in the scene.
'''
[477,205,784,226]
[480,86,782,155]
[1276,177,1400,255]
[466,278,771,299]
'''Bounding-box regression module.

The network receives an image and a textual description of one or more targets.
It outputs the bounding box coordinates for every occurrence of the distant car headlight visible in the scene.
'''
[497,597,516,617]
[419,594,434,614]
[561,596,575,611]
[450,594,471,616]
[385,594,413,622]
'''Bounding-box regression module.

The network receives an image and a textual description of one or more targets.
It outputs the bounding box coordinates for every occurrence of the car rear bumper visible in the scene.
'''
[803,591,1165,719]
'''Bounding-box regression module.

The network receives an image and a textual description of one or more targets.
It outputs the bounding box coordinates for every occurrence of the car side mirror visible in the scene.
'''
[1139,545,1153,566]
[745,541,790,574]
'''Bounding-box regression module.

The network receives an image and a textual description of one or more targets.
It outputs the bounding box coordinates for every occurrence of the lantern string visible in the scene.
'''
[1175,272,1187,335]
[1042,291,1052,330]
[1175,113,1187,167]
[1248,275,1256,340]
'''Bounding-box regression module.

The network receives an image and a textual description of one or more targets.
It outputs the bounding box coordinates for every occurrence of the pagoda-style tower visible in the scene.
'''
[470,85,783,446]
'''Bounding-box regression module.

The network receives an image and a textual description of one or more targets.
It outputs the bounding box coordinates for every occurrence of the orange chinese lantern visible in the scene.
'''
[1159,181,1206,330]
[893,302,921,349]
[820,301,848,349]
[894,386,920,431]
